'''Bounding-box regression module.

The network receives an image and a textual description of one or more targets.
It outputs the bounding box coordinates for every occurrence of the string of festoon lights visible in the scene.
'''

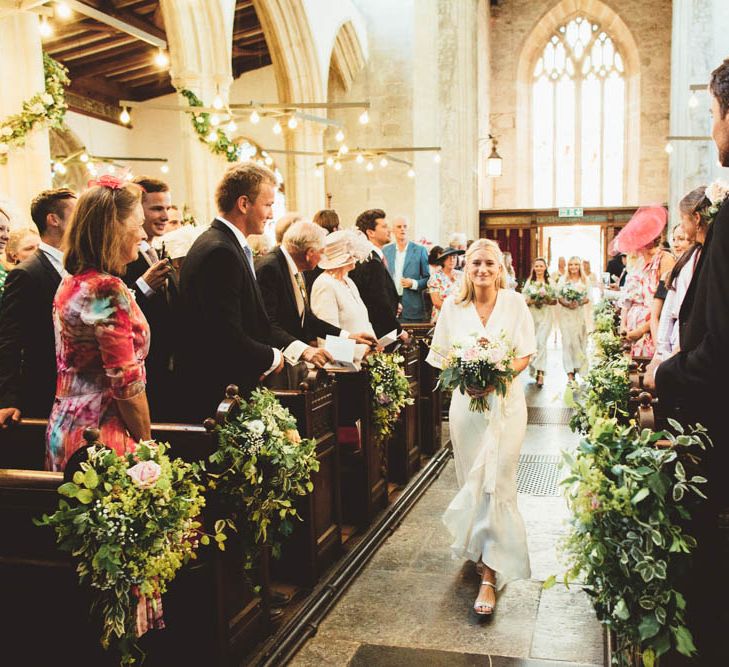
[51,149,169,182]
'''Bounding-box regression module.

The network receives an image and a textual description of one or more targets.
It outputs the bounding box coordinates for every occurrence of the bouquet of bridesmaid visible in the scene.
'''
[559,284,588,306]
[523,282,556,307]
[435,333,517,412]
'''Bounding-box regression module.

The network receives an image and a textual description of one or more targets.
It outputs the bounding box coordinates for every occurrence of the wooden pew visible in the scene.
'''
[388,340,421,484]
[0,393,270,666]
[269,372,343,587]
[407,323,443,456]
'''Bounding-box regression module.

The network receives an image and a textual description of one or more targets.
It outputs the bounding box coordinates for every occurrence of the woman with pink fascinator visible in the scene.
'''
[612,207,675,358]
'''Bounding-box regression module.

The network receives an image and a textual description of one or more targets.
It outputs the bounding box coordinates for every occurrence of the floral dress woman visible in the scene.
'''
[427,267,464,323]
[623,252,664,358]
[45,269,150,471]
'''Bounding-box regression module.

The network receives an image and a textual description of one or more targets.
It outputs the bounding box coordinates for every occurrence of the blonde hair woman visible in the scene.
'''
[4,227,40,266]
[426,239,536,616]
[557,256,590,381]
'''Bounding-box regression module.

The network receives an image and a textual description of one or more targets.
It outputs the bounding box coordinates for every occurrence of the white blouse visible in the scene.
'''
[310,272,376,337]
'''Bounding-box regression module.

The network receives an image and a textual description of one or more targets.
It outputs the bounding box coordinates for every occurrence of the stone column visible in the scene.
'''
[160,0,235,223]
[0,12,51,225]
[284,124,325,217]
[437,0,479,239]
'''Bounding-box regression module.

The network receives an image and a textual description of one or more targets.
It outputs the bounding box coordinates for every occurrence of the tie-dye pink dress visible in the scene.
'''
[45,269,149,471]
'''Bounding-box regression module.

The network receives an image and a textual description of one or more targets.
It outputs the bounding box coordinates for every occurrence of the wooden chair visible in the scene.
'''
[388,340,421,484]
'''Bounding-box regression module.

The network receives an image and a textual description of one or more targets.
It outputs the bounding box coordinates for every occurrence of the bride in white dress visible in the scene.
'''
[426,239,536,616]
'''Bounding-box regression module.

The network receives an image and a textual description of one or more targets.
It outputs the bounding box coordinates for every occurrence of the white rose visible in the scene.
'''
[30,103,45,115]
[706,179,729,205]
[1,126,12,137]
[246,419,265,436]
[41,93,54,105]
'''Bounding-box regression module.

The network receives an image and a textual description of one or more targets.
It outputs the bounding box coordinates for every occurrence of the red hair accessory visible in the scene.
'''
[88,174,126,190]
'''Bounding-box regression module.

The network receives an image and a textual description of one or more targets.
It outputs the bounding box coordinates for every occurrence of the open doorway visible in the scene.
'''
[542,225,603,278]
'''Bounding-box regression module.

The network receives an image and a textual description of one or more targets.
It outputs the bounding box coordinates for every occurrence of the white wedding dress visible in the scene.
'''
[426,290,536,589]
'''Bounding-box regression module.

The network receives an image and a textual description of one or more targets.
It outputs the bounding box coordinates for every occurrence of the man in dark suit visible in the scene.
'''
[349,209,410,343]
[654,58,729,662]
[0,188,76,426]
[177,163,284,420]
[123,176,176,421]
[382,217,430,322]
[256,221,376,380]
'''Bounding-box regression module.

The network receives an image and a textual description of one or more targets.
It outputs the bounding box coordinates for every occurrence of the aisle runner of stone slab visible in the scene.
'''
[290,346,604,667]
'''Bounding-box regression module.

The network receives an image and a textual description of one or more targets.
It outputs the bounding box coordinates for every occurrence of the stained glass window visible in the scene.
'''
[532,16,625,207]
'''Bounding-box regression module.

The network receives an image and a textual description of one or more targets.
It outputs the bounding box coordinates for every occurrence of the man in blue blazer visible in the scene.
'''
[382,217,430,322]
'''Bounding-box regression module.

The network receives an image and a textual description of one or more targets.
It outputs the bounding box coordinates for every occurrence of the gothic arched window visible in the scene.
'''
[532,15,625,208]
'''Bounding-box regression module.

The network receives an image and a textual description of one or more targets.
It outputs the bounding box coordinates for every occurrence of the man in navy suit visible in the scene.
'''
[382,217,430,322]
[177,163,284,420]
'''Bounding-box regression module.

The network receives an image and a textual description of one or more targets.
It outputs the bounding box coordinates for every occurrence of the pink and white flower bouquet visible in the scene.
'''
[523,281,556,308]
[434,332,517,412]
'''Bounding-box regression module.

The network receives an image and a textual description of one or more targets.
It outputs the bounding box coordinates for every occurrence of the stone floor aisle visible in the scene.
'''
[290,343,604,667]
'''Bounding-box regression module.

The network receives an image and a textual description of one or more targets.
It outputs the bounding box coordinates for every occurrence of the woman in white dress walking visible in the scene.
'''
[523,257,555,388]
[557,256,590,381]
[426,239,536,616]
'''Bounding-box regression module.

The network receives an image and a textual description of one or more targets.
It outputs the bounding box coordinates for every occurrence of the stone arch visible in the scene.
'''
[514,0,641,205]
[329,20,367,94]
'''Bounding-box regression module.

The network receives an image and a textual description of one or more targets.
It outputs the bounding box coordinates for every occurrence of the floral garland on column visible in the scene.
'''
[0,53,69,165]
[179,89,242,162]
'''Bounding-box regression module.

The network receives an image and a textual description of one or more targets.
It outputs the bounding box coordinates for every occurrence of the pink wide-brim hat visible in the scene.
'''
[609,206,668,255]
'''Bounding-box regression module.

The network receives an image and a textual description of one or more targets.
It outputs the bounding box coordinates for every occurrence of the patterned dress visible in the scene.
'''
[45,269,150,471]
[427,268,464,323]
[623,252,665,358]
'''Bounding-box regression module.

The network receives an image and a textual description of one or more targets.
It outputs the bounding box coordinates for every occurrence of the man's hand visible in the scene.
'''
[398,330,411,345]
[0,407,21,428]
[643,362,657,390]
[141,259,172,291]
[396,303,403,317]
[301,346,333,368]
[349,332,377,346]
[400,278,414,289]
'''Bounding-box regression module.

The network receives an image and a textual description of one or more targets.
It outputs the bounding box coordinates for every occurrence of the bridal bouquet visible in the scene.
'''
[559,284,587,307]
[435,332,517,412]
[523,282,556,307]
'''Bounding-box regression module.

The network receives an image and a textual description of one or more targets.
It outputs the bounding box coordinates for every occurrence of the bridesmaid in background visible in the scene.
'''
[557,256,590,382]
[523,257,555,387]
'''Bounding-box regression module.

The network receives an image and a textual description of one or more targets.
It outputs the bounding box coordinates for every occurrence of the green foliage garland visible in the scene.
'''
[179,89,242,162]
[365,351,414,450]
[558,418,711,666]
[36,442,206,665]
[0,53,69,165]
[208,388,320,573]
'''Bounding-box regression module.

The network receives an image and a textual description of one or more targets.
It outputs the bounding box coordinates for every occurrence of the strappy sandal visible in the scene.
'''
[474,580,496,615]
[536,371,544,388]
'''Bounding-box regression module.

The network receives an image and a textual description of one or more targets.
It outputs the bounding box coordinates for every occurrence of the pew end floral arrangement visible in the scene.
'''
[36,441,206,665]
[554,417,711,666]
[365,351,414,446]
[207,388,319,579]
[434,332,517,413]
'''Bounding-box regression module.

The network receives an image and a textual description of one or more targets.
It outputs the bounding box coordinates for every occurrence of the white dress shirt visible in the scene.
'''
[216,216,282,375]
[135,239,157,298]
[392,242,418,295]
[38,241,65,277]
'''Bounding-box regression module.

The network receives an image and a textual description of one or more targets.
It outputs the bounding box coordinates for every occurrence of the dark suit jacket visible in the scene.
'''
[349,250,401,338]
[382,241,430,320]
[177,219,276,419]
[656,202,728,496]
[0,249,61,417]
[256,247,341,348]
[123,249,178,419]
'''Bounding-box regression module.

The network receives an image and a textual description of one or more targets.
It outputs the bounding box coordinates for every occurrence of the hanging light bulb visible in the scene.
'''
[339,144,349,155]
[79,152,89,163]
[272,121,282,135]
[326,156,335,167]
[265,156,273,166]
[87,162,97,175]
[407,168,415,178]
[39,17,53,38]
[107,165,116,175]
[379,157,388,168]
[210,114,220,127]
[335,130,345,143]
[226,120,237,133]
[124,172,134,181]
[359,110,369,125]
[160,163,170,174]
[212,93,224,110]
[688,93,699,109]
[287,115,298,129]
[53,161,66,175]
[56,2,72,19]
[315,167,323,177]
[206,130,218,142]
[356,153,365,164]
[433,153,441,164]
[154,49,169,68]
[334,161,342,171]
[250,110,260,124]
[366,161,374,172]
[664,142,674,154]
[119,107,131,125]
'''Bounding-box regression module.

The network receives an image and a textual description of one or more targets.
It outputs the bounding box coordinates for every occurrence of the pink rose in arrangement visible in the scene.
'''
[126,461,162,489]
[463,347,479,362]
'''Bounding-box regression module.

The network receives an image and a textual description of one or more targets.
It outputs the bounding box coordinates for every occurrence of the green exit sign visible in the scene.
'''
[558,207,584,218]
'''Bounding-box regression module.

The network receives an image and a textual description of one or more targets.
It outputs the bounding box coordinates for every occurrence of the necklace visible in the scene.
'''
[474,295,497,326]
